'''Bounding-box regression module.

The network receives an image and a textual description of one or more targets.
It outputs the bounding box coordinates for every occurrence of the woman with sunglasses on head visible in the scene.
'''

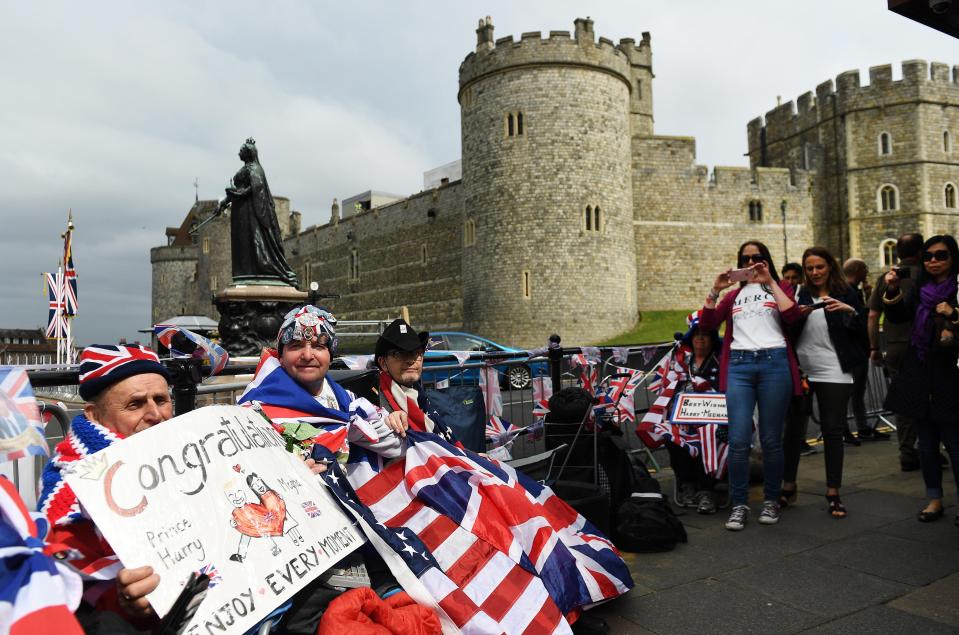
[700,241,803,531]
[785,246,868,519]
[883,235,959,526]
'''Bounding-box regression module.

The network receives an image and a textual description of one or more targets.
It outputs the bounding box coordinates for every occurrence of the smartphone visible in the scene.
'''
[808,303,828,311]
[893,267,911,279]
[728,268,754,282]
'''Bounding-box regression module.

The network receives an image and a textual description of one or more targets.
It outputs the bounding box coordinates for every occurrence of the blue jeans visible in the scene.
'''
[726,348,793,506]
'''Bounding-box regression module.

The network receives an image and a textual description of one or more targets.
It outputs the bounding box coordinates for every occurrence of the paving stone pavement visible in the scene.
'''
[592,435,959,634]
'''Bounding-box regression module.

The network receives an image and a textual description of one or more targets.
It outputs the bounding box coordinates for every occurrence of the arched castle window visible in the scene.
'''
[878,184,899,211]
[505,111,525,137]
[349,250,360,281]
[748,200,763,222]
[878,132,892,156]
[945,183,957,209]
[202,237,210,254]
[636,79,643,99]
[421,244,428,264]
[880,239,898,268]
[210,275,217,291]
[584,206,602,232]
[522,270,531,300]
[944,130,951,154]
[464,218,476,246]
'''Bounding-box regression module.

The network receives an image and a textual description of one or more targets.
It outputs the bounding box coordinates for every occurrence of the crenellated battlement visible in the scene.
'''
[459,17,648,94]
[748,59,959,151]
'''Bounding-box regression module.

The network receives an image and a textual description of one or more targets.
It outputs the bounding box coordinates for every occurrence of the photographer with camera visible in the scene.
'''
[882,235,959,526]
[867,233,924,470]
[700,241,803,531]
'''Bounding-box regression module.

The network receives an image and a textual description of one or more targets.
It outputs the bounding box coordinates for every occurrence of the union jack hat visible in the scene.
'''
[78,344,171,401]
[276,305,338,355]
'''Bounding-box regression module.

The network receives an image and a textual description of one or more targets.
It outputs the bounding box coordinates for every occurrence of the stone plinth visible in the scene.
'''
[214,284,308,356]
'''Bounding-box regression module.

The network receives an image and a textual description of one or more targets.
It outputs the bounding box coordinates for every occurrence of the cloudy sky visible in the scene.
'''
[1,1,956,346]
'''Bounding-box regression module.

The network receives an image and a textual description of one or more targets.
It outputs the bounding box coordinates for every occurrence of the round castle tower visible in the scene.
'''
[459,17,648,347]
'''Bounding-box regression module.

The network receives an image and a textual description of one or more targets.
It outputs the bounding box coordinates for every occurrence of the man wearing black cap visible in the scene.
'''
[374,318,458,443]
[39,344,173,631]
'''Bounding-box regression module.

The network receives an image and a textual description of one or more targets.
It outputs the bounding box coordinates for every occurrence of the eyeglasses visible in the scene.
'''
[738,254,765,266]
[922,249,951,262]
[388,349,425,362]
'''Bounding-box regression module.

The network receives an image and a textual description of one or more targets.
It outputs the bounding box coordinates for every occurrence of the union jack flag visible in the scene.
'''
[0,477,83,635]
[485,414,524,449]
[569,353,599,397]
[77,344,163,385]
[196,563,222,589]
[0,368,48,463]
[301,500,322,519]
[62,230,78,317]
[45,272,66,340]
[478,364,502,418]
[153,324,229,376]
[337,432,632,633]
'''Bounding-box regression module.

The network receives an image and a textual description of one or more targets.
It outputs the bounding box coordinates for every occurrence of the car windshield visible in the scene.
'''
[445,334,488,352]
[427,336,448,351]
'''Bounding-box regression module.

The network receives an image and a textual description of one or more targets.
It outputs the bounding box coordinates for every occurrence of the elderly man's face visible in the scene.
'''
[85,374,172,437]
[379,348,425,387]
[280,338,331,394]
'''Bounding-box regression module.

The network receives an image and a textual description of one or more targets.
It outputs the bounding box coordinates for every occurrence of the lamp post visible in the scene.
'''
[780,199,788,264]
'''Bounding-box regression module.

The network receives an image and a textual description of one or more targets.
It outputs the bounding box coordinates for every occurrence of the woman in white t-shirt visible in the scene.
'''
[790,246,868,519]
[700,241,804,531]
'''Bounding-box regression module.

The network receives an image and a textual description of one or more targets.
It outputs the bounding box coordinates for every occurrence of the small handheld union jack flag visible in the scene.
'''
[153,324,229,376]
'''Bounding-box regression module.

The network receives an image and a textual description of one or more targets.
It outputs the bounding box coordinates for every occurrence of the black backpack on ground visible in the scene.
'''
[612,448,687,553]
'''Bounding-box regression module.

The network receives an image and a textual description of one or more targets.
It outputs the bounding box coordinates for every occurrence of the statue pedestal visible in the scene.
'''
[214,284,308,356]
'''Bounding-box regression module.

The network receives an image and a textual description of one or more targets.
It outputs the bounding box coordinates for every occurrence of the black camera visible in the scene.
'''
[892,266,911,279]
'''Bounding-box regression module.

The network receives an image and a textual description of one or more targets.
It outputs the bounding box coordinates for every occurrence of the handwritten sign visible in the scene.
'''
[670,392,728,425]
[66,405,364,634]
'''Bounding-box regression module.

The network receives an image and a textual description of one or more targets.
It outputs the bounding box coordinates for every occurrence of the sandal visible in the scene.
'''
[826,494,846,519]
[779,486,797,509]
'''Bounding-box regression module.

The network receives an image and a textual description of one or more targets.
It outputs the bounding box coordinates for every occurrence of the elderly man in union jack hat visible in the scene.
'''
[38,344,173,631]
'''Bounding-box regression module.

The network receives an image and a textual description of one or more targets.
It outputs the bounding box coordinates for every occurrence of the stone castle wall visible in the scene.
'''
[150,245,200,322]
[284,184,465,331]
[459,20,638,347]
[632,136,814,312]
[748,60,959,263]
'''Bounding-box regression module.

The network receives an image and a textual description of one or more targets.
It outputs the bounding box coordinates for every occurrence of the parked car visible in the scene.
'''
[424,331,547,390]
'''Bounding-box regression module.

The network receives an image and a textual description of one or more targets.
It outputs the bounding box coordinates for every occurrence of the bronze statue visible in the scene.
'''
[215,138,298,287]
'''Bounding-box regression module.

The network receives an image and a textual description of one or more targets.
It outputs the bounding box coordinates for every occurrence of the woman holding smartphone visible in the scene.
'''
[882,235,959,525]
[785,246,867,519]
[701,241,803,531]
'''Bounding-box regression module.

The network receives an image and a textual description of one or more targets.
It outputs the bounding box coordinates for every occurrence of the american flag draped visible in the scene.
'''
[337,432,633,634]
[153,323,230,376]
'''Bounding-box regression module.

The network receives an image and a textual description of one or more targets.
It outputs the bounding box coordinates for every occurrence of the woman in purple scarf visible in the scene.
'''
[882,235,959,526]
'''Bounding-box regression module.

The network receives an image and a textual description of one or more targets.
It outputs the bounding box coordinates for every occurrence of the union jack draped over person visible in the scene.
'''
[153,323,229,376]
[636,345,729,477]
[0,477,82,635]
[237,351,378,458]
[44,272,67,340]
[333,431,633,634]
[0,368,49,464]
[62,227,78,317]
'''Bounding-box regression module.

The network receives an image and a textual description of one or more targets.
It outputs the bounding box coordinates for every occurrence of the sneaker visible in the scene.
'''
[725,505,749,531]
[696,490,717,515]
[677,483,697,508]
[758,500,781,525]
[800,442,817,456]
[843,430,861,446]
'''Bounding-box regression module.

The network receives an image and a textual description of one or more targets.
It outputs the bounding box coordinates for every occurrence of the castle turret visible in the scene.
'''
[458,17,639,346]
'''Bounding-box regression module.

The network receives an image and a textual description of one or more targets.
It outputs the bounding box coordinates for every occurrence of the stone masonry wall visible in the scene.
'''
[150,245,200,322]
[748,60,959,264]
[284,183,465,331]
[633,136,814,312]
[459,25,638,348]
